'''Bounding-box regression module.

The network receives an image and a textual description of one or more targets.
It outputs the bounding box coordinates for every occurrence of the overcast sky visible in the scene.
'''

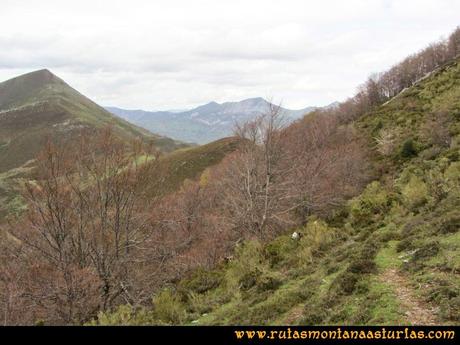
[0,0,459,110]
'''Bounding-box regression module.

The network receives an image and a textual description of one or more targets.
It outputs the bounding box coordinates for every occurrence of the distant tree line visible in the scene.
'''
[325,26,460,123]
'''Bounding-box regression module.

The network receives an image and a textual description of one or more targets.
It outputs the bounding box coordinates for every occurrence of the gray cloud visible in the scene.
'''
[0,0,459,110]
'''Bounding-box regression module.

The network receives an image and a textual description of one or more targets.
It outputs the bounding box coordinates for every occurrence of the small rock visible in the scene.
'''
[291,232,302,240]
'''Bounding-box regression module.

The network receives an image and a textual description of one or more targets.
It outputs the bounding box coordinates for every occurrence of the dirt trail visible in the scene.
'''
[381,268,438,325]
[283,304,304,324]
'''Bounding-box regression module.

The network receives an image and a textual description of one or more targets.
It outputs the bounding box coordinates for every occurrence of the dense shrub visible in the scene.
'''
[153,289,186,324]
[396,238,415,253]
[296,218,336,266]
[264,236,298,267]
[179,268,223,295]
[334,271,360,295]
[412,241,440,262]
[401,175,428,210]
[186,292,213,315]
[400,138,418,158]
[225,240,267,293]
[438,210,460,234]
[255,272,283,292]
[90,305,155,325]
[348,259,377,274]
[444,161,460,181]
[420,146,442,160]
[375,128,399,156]
[239,269,262,291]
[347,240,379,274]
[302,305,328,325]
[348,181,390,226]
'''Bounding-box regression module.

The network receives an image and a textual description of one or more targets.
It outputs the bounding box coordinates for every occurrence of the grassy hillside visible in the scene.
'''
[148,137,240,197]
[0,70,186,173]
[0,69,189,220]
[93,58,460,326]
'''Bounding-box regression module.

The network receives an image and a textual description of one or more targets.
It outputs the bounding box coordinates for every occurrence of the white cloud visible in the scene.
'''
[0,0,459,110]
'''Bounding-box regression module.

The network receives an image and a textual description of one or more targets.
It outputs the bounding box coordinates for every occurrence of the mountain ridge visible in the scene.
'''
[0,69,188,171]
[0,69,188,218]
[106,98,326,144]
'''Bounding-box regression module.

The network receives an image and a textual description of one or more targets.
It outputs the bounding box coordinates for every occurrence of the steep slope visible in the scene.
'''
[95,57,460,326]
[142,137,240,198]
[107,98,319,144]
[190,58,460,326]
[0,69,187,219]
[0,69,187,173]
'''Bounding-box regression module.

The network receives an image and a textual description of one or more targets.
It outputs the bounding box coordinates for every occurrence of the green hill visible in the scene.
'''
[94,58,460,326]
[0,69,186,173]
[150,137,240,197]
[0,69,188,219]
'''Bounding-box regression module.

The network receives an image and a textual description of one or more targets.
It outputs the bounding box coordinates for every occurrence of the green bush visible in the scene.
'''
[396,238,415,253]
[302,304,328,325]
[255,272,283,292]
[296,218,336,266]
[412,241,440,262]
[153,289,186,324]
[348,181,390,226]
[242,287,306,324]
[225,240,268,293]
[439,296,460,323]
[420,146,442,160]
[348,259,376,274]
[186,292,213,315]
[427,277,459,322]
[239,269,262,291]
[438,210,460,234]
[264,235,298,267]
[333,271,360,295]
[347,240,379,274]
[444,161,460,181]
[400,138,418,158]
[401,175,428,210]
[90,305,155,325]
[179,268,223,295]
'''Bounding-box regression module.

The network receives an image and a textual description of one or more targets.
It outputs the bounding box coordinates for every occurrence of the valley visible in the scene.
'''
[0,25,459,328]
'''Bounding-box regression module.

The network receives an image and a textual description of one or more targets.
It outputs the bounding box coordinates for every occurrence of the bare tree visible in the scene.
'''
[281,114,369,220]
[10,127,160,324]
[218,103,288,238]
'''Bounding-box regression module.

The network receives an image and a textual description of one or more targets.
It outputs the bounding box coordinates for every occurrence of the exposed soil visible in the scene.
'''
[381,268,438,325]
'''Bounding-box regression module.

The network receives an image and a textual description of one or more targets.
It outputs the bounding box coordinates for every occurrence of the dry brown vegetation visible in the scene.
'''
[0,26,459,326]
[0,103,369,324]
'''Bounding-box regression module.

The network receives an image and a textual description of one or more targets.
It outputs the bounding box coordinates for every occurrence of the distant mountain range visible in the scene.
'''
[107,98,336,144]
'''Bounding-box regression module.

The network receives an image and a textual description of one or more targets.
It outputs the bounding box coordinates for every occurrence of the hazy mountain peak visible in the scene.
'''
[5,68,63,88]
[27,68,57,79]
[240,96,266,103]
[107,97,320,144]
[0,70,188,172]
[0,69,66,110]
